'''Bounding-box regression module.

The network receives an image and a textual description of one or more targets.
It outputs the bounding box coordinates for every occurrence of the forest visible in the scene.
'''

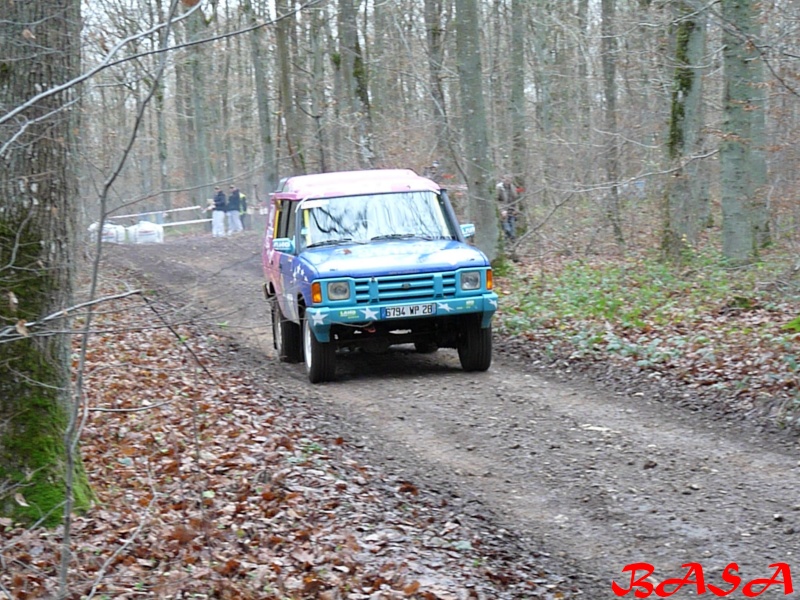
[3,0,800,597]
[73,0,800,425]
[72,0,800,265]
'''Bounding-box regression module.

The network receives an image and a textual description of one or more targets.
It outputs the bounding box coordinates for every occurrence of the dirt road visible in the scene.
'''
[107,232,800,598]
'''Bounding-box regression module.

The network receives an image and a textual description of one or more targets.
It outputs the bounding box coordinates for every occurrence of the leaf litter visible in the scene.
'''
[0,285,580,599]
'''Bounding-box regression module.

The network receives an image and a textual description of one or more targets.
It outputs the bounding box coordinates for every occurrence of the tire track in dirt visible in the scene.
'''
[107,234,800,598]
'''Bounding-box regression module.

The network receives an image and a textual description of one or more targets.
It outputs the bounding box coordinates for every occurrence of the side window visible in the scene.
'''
[285,203,297,239]
[272,200,298,253]
[275,199,291,238]
[272,201,282,239]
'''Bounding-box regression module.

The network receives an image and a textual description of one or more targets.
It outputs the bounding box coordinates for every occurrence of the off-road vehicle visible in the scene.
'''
[262,169,498,383]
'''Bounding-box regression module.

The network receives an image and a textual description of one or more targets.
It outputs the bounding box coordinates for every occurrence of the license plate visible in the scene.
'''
[382,303,437,319]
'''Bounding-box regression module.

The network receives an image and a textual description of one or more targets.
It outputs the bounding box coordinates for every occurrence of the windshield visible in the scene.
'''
[297,191,455,249]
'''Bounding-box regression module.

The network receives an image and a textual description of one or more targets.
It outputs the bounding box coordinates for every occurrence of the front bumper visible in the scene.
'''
[305,292,499,342]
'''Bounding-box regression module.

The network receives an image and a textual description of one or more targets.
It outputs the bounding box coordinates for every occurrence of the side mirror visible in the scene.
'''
[460,223,476,238]
[273,237,295,253]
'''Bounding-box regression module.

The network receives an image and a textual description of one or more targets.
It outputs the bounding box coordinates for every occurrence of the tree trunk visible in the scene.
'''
[576,0,590,132]
[510,0,527,196]
[749,45,769,249]
[531,0,554,207]
[371,0,388,145]
[455,0,498,261]
[601,0,625,246]
[243,0,277,191]
[309,4,329,173]
[220,3,235,180]
[720,0,760,265]
[276,0,305,173]
[186,6,213,192]
[339,0,374,168]
[0,0,92,526]
[173,23,201,197]
[155,0,172,212]
[425,0,450,176]
[662,2,708,261]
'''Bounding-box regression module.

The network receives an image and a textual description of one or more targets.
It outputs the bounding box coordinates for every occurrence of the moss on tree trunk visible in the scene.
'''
[0,223,92,526]
[0,0,91,526]
[0,345,93,525]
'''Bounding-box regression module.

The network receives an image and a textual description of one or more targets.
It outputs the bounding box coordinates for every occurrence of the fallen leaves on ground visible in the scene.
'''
[0,285,579,599]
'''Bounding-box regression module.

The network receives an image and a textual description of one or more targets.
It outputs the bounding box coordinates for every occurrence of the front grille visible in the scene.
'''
[353,272,456,304]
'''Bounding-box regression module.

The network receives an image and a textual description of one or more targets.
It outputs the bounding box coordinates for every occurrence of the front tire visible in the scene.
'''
[457,322,492,372]
[303,317,336,383]
[272,301,302,363]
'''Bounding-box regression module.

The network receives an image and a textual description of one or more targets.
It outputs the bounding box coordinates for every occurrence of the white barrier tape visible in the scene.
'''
[161,219,211,227]
[110,205,203,220]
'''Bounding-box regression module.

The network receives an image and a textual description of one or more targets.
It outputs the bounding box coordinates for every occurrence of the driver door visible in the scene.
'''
[271,199,301,322]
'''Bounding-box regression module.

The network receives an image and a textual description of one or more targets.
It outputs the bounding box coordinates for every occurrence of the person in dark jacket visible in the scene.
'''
[212,186,227,237]
[226,185,244,234]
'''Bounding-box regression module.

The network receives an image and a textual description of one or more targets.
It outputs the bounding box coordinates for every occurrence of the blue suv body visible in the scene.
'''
[262,169,498,383]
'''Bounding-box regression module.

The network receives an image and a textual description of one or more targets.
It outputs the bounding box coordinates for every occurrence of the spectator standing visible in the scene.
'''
[497,175,518,241]
[226,185,244,234]
[212,186,227,237]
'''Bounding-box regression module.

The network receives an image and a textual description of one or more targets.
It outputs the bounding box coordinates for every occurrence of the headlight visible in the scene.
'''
[327,281,350,301]
[460,271,481,291]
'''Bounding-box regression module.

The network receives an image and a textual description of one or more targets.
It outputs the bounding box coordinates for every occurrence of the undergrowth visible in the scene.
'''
[495,248,800,424]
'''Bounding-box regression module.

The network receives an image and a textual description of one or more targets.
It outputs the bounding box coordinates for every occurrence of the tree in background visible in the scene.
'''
[424,0,451,178]
[276,0,306,173]
[185,3,214,196]
[243,0,278,193]
[0,0,92,525]
[662,2,709,262]
[720,0,767,265]
[338,0,374,169]
[509,0,527,205]
[455,0,499,260]
[601,0,624,246]
[20,0,799,271]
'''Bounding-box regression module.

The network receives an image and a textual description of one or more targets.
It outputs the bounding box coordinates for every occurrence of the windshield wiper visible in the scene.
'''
[369,233,419,242]
[306,238,354,249]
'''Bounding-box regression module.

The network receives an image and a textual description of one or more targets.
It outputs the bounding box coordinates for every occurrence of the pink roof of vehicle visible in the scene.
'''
[277,169,440,199]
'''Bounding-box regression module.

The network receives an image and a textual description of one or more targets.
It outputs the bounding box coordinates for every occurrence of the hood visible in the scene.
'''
[302,239,488,278]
